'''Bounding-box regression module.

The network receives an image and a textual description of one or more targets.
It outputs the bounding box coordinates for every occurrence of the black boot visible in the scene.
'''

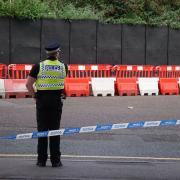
[36,161,46,167]
[52,160,63,167]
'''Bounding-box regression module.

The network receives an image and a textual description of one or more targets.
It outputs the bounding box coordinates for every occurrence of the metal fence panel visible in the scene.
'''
[97,23,121,65]
[10,19,41,64]
[122,25,145,65]
[70,20,97,64]
[0,17,10,64]
[41,19,70,64]
[169,29,180,65]
[146,26,168,65]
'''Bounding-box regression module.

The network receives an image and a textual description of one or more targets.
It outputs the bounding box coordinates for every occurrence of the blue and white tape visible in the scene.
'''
[0,119,180,140]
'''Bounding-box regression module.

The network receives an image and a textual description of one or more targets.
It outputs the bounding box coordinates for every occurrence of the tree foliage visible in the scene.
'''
[0,0,179,28]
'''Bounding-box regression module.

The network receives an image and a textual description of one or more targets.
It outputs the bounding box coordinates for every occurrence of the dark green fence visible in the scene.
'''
[0,17,179,65]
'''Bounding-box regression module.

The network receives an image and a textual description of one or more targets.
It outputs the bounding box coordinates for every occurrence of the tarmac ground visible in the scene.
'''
[0,96,180,179]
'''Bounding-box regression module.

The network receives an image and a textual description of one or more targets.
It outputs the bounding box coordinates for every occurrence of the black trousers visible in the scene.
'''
[36,92,63,163]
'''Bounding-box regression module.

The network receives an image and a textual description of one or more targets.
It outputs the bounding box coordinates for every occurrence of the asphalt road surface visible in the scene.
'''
[0,96,180,180]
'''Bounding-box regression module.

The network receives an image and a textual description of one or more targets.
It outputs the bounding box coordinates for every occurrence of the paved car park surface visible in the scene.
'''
[0,96,180,179]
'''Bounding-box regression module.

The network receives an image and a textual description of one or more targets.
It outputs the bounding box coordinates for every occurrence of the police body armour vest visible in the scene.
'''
[36,60,66,90]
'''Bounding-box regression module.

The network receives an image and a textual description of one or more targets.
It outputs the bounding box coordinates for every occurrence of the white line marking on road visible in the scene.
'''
[0,154,180,161]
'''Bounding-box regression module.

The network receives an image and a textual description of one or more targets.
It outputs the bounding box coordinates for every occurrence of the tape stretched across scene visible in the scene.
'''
[0,119,180,140]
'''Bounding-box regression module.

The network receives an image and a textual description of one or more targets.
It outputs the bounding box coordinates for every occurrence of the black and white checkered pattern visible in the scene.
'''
[37,83,64,88]
[37,75,65,79]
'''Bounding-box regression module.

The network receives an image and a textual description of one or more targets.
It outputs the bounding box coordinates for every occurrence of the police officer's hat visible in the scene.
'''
[45,42,61,54]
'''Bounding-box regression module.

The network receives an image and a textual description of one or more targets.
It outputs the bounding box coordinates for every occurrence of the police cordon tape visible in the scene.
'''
[0,119,180,140]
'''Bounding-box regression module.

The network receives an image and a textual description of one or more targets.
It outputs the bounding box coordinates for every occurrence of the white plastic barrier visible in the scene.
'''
[0,79,5,98]
[138,78,159,96]
[4,79,31,98]
[4,79,28,93]
[91,78,116,96]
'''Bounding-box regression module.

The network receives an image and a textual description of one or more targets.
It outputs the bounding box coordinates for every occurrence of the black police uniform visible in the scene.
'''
[29,43,67,167]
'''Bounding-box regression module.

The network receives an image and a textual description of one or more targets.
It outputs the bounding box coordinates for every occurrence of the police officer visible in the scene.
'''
[26,43,67,167]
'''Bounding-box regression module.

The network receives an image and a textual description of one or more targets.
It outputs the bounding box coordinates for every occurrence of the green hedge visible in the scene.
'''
[0,0,180,29]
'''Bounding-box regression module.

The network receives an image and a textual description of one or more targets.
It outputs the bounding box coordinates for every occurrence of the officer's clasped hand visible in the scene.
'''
[61,93,66,99]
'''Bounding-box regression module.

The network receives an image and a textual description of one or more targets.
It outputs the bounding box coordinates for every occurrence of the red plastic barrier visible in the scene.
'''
[113,65,155,78]
[8,64,33,79]
[67,64,113,78]
[0,64,7,79]
[84,64,113,77]
[67,64,86,78]
[64,77,90,97]
[155,66,180,78]
[116,78,138,96]
[4,79,32,98]
[159,78,179,95]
